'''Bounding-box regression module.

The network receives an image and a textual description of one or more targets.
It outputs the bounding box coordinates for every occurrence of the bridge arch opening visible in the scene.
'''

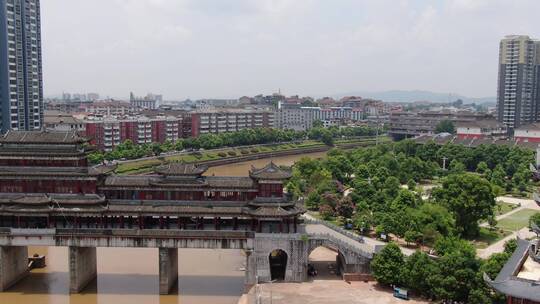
[308,246,341,280]
[269,249,287,281]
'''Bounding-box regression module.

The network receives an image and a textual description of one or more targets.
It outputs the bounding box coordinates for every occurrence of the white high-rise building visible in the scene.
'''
[497,35,540,129]
[0,0,44,132]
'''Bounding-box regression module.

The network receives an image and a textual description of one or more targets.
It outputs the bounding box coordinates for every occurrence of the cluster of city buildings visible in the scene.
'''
[81,109,274,151]
[61,92,100,102]
[275,96,399,131]
[41,94,397,151]
[389,35,540,147]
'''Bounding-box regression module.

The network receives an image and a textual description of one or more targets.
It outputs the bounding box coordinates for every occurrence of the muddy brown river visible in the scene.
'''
[0,151,327,304]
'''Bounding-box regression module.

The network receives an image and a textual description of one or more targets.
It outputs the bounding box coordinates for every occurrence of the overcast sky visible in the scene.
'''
[41,0,540,100]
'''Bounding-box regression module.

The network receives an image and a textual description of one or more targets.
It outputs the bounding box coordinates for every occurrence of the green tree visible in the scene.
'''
[382,176,400,199]
[428,240,481,303]
[490,164,507,189]
[512,164,530,193]
[481,252,511,280]
[403,251,436,297]
[353,211,373,234]
[88,151,105,164]
[305,191,322,210]
[476,161,488,174]
[435,120,456,134]
[312,120,324,128]
[504,238,518,254]
[529,212,540,228]
[433,173,496,238]
[320,129,334,146]
[370,242,405,286]
[434,236,475,257]
[391,189,418,209]
[449,159,466,174]
[404,230,422,246]
[406,179,416,191]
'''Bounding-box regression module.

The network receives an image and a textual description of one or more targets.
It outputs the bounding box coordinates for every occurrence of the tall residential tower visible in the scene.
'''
[0,0,44,133]
[497,35,540,129]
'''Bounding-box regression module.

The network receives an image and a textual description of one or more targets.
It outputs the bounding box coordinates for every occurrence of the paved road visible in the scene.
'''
[249,281,430,304]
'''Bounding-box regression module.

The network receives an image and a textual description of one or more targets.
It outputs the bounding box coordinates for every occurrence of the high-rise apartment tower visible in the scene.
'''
[0,0,44,133]
[497,35,540,129]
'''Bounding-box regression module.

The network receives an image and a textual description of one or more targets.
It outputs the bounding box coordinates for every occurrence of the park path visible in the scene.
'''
[479,196,534,227]
[477,227,536,258]
[477,196,539,258]
[495,196,538,219]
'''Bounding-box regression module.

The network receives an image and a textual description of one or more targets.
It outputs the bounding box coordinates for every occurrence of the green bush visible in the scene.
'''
[227,150,237,156]
[250,148,259,153]
[240,149,249,154]
[217,152,227,157]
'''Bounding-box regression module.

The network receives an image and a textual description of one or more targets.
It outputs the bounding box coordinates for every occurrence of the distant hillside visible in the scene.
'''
[331,90,496,104]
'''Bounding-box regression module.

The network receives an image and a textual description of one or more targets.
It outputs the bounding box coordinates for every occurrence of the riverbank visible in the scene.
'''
[116,137,387,175]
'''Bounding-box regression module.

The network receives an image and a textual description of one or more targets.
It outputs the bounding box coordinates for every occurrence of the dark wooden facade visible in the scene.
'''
[0,130,303,233]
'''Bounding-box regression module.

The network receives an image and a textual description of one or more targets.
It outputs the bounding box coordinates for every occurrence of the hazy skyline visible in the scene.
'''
[41,0,540,100]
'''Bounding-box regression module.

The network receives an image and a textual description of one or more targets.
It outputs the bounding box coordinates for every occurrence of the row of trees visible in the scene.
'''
[288,139,534,240]
[88,126,380,164]
[371,239,517,303]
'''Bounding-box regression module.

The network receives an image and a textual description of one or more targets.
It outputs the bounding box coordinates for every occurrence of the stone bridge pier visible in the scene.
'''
[0,246,28,291]
[159,248,178,295]
[69,247,97,293]
[68,246,180,294]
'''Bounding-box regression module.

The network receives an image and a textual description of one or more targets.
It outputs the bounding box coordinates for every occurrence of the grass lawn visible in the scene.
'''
[496,208,540,231]
[473,227,512,249]
[495,201,519,216]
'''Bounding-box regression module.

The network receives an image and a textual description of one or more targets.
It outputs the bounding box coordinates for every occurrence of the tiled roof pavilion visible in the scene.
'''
[249,162,292,180]
[484,224,540,303]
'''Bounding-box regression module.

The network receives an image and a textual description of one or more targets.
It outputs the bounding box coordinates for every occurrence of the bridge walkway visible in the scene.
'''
[301,214,415,257]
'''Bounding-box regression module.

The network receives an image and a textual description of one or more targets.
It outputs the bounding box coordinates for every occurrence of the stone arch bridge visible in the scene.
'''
[245,223,379,285]
[0,223,379,294]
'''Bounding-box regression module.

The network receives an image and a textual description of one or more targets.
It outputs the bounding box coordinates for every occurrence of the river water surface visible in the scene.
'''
[0,151,327,304]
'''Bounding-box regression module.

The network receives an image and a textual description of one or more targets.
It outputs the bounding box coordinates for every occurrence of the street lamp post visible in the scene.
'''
[442,156,448,170]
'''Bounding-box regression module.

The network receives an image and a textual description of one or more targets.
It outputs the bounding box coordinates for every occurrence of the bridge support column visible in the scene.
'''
[159,248,178,295]
[69,246,97,293]
[0,246,28,291]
